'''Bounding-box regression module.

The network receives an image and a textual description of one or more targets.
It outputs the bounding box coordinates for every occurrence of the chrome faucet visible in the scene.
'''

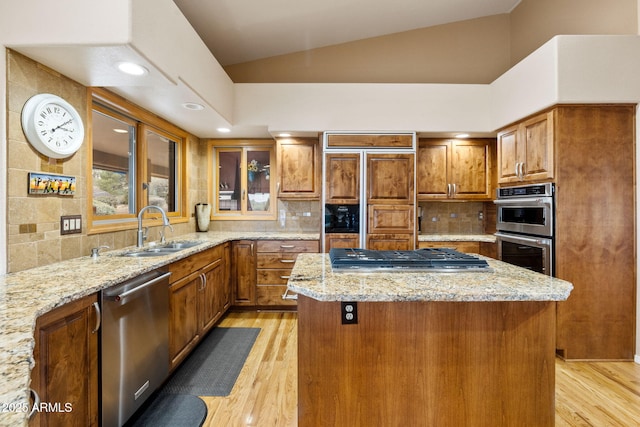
[137,205,173,247]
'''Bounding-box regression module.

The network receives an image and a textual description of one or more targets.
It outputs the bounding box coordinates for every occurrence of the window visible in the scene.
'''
[89,89,187,232]
[209,139,276,220]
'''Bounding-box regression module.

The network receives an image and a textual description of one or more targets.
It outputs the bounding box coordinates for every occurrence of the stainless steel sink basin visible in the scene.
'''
[160,241,202,249]
[120,241,202,257]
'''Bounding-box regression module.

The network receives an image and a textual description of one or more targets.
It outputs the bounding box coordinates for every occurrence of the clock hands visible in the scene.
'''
[51,118,73,133]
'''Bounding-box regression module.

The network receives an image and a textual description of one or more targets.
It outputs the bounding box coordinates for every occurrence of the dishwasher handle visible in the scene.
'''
[106,271,172,302]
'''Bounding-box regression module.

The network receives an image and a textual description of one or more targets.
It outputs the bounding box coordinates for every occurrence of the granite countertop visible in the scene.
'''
[287,253,572,303]
[0,231,319,427]
[417,234,496,242]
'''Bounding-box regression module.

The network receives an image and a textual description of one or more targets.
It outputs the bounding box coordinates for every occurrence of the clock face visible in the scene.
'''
[22,94,85,159]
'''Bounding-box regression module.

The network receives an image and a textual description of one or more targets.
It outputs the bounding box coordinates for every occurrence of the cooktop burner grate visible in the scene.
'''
[329,248,491,272]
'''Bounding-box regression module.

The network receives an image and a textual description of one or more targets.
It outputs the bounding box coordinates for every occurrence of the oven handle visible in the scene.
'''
[493,197,552,206]
[495,232,552,245]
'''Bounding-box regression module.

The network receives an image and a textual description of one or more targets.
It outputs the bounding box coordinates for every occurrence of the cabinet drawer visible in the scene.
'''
[257,253,299,268]
[256,285,297,306]
[418,241,480,253]
[257,240,319,253]
[257,269,292,285]
[168,245,223,283]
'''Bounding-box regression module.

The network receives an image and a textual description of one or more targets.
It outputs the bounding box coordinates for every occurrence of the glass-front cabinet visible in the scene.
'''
[210,139,276,219]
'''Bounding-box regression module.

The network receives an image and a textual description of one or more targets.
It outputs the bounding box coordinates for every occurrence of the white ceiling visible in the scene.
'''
[173,0,522,66]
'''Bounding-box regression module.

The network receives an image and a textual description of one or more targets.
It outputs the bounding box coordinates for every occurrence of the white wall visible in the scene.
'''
[0,48,6,275]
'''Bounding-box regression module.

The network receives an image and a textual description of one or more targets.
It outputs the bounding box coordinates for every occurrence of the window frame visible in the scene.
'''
[87,88,188,234]
[208,139,277,221]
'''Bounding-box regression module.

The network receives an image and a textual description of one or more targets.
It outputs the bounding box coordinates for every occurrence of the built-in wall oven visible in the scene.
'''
[494,183,555,276]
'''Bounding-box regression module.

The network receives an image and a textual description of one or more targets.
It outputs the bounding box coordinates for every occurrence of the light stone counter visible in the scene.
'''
[418,233,496,243]
[287,253,572,302]
[0,232,319,427]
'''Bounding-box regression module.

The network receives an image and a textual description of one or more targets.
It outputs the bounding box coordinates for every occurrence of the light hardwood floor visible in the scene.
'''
[202,311,640,427]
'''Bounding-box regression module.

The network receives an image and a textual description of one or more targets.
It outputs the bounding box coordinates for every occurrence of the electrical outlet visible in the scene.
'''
[341,302,358,325]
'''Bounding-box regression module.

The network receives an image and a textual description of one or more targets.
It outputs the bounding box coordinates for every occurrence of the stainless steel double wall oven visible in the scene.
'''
[494,183,555,276]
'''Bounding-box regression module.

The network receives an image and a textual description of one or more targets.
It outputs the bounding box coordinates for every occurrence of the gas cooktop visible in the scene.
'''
[329,248,492,272]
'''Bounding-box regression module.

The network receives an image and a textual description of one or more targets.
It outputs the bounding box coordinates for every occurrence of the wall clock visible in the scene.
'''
[21,93,85,159]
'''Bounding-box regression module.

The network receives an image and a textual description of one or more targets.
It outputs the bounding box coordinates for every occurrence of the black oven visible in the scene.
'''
[494,183,555,276]
[325,204,360,233]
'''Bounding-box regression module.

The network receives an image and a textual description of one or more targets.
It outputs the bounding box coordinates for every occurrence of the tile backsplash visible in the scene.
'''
[419,202,486,235]
[207,200,321,233]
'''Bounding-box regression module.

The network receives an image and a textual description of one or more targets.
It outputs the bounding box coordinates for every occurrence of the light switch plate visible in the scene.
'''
[60,215,82,235]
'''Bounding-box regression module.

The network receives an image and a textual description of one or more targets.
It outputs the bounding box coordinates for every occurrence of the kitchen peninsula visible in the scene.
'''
[288,253,573,427]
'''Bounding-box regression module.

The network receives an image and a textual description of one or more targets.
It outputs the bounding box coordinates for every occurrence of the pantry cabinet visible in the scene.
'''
[168,244,229,369]
[417,138,493,200]
[497,111,554,184]
[277,137,321,200]
[30,293,100,427]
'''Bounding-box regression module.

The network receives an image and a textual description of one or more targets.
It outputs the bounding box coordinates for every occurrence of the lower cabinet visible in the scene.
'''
[324,233,360,252]
[30,293,100,427]
[168,243,229,370]
[256,240,320,306]
[232,239,320,307]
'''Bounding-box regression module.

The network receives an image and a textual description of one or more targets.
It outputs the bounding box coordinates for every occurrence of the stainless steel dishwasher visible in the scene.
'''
[101,270,171,427]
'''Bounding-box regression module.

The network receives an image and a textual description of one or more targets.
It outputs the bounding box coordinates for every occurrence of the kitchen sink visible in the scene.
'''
[120,241,202,257]
[160,241,202,249]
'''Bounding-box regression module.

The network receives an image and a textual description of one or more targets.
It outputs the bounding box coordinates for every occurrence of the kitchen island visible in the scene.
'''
[288,253,573,427]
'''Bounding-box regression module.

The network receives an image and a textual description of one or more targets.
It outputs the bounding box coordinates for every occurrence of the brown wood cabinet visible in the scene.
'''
[326,133,413,148]
[324,233,360,252]
[366,153,414,204]
[31,293,99,427]
[497,105,635,360]
[232,240,257,306]
[168,244,229,369]
[277,137,321,199]
[417,138,493,200]
[365,152,415,249]
[298,296,556,427]
[497,111,554,184]
[256,240,319,306]
[551,105,635,360]
[325,153,360,204]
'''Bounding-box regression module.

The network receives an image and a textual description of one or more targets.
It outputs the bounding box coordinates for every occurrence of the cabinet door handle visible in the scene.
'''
[279,259,296,263]
[29,389,41,420]
[514,163,519,178]
[447,183,451,197]
[280,245,295,249]
[242,189,246,200]
[201,273,207,290]
[250,243,254,256]
[520,162,525,179]
[92,302,101,334]
[280,275,291,280]
[452,183,457,197]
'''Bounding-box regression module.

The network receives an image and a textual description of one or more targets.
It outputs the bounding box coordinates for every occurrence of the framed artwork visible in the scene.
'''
[28,172,76,196]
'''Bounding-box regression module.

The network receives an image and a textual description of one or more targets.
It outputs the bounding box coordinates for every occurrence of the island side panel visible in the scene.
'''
[297,296,556,427]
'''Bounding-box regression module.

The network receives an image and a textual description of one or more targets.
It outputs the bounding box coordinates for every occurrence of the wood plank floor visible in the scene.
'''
[201,311,640,427]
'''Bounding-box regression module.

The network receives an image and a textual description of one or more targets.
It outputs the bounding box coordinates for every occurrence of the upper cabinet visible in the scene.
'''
[366,153,414,204]
[209,139,277,220]
[277,137,321,200]
[497,111,554,184]
[417,138,493,200]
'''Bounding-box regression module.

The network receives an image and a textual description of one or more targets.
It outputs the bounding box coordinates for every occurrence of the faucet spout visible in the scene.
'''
[137,205,171,247]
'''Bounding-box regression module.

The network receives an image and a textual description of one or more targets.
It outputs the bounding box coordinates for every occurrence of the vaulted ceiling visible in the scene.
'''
[173,0,521,66]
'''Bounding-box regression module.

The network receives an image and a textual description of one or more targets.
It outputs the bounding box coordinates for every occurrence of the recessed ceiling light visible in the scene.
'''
[182,102,204,111]
[455,133,470,138]
[217,127,231,133]
[278,132,291,137]
[116,62,148,76]
[113,128,128,134]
